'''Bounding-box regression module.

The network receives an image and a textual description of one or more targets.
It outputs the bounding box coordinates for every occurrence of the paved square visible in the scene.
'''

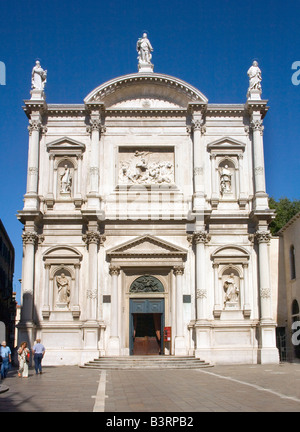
[1,363,300,412]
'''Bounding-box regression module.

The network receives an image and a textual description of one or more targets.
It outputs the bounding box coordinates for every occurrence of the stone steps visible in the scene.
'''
[80,356,212,370]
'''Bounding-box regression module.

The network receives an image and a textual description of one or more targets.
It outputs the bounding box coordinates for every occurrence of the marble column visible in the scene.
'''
[249,110,269,209]
[107,265,121,356]
[83,230,101,321]
[238,153,247,208]
[256,229,279,363]
[194,230,209,321]
[24,117,42,210]
[173,265,186,355]
[87,111,103,210]
[256,230,272,321]
[213,263,222,318]
[71,263,81,318]
[210,154,219,208]
[21,230,38,322]
[242,263,251,318]
[191,110,206,212]
[42,263,50,318]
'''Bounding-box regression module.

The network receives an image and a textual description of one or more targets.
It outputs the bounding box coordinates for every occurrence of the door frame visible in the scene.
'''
[129,298,165,355]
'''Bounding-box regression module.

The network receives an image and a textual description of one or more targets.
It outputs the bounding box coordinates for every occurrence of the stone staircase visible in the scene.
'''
[80,355,212,370]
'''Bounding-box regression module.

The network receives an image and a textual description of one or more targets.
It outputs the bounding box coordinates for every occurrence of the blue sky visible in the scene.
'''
[0,0,299,302]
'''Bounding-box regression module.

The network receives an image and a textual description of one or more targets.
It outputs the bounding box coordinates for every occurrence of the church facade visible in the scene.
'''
[17,36,279,365]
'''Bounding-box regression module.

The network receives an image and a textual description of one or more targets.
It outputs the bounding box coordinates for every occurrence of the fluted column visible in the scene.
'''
[173,265,186,355]
[21,230,38,322]
[107,265,121,356]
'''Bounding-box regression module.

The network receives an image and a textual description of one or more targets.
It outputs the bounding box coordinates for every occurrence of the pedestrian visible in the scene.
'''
[32,339,45,374]
[17,341,30,378]
[0,341,11,379]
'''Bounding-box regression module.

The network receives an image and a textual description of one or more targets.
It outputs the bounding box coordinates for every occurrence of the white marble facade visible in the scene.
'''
[17,50,279,365]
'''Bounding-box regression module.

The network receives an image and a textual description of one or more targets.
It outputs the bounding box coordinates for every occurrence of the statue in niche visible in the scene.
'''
[223,273,239,305]
[56,273,70,306]
[219,165,232,194]
[60,165,72,194]
[136,33,153,65]
[247,61,262,93]
[31,60,47,90]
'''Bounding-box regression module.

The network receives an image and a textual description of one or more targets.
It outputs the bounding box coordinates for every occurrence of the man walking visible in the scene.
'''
[32,339,45,374]
[0,341,11,379]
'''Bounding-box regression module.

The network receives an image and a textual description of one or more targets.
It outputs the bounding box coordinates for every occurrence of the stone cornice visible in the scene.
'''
[84,72,209,105]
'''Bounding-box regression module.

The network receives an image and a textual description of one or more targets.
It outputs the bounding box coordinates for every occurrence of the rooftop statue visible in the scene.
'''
[136,33,154,72]
[247,60,262,99]
[31,60,47,91]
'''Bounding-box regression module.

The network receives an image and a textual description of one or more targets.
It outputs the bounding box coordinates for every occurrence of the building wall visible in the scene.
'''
[0,219,16,349]
[17,72,279,365]
[278,213,300,361]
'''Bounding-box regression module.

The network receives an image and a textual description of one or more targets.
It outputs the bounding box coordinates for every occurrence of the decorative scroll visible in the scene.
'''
[129,275,164,293]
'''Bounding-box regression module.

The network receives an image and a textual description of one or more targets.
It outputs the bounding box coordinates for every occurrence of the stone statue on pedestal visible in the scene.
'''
[220,165,232,194]
[60,165,72,194]
[56,273,70,306]
[247,61,262,99]
[31,60,47,90]
[136,33,154,72]
[223,273,239,306]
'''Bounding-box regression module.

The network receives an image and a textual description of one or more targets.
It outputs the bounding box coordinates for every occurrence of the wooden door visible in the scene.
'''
[130,299,164,355]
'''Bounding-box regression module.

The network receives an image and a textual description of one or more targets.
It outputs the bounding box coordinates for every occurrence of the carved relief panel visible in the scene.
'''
[118,148,175,186]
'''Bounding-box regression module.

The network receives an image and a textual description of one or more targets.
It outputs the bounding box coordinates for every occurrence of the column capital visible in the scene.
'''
[22,231,38,245]
[28,119,42,135]
[255,230,271,244]
[173,265,184,276]
[83,231,103,245]
[250,119,264,134]
[86,119,106,135]
[109,265,120,276]
[193,230,210,244]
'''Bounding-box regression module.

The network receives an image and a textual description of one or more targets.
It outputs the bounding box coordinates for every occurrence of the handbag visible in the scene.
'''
[26,352,30,362]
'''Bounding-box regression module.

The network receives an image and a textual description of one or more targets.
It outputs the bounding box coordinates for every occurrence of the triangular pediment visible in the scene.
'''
[207,136,245,151]
[46,136,86,152]
[107,235,187,257]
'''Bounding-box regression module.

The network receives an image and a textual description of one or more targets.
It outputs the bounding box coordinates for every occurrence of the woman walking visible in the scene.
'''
[17,341,30,378]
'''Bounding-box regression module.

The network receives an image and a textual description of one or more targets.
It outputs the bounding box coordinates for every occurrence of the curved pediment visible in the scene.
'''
[84,73,208,109]
[211,245,250,261]
[43,246,82,260]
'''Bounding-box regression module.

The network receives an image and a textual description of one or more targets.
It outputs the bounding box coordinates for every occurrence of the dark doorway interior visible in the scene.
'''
[132,313,162,355]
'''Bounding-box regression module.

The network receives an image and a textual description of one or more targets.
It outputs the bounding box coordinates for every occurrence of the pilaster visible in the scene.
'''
[107,265,121,356]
